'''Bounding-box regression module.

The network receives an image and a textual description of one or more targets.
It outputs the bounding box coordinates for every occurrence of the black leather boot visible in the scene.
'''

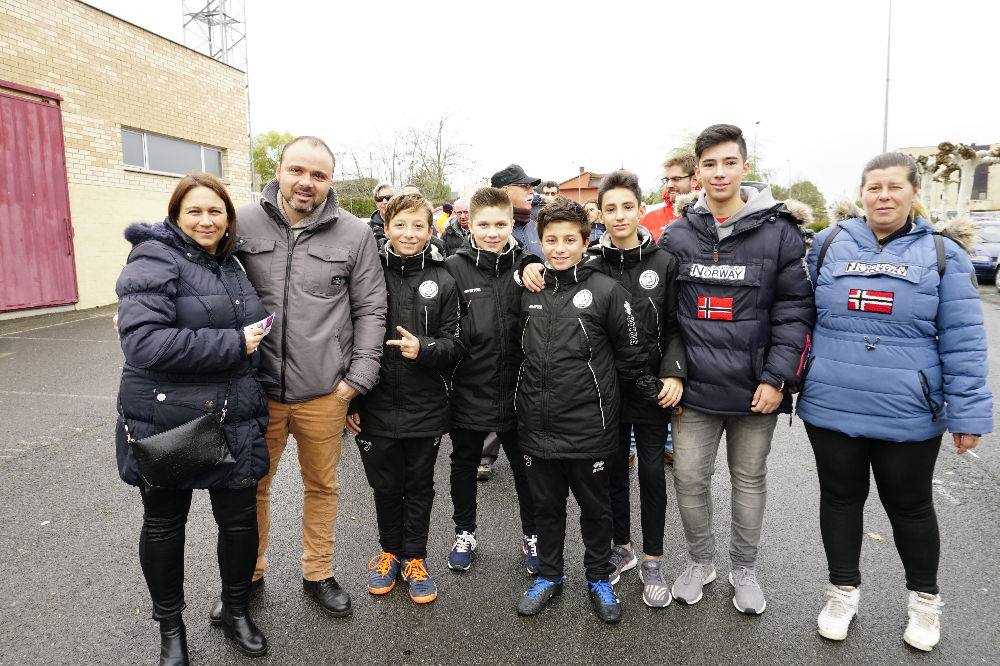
[220,606,268,658]
[210,576,264,625]
[302,576,353,617]
[158,615,190,666]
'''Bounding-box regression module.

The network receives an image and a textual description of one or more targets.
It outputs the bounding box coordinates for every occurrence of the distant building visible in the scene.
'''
[0,0,251,316]
[557,171,605,204]
[900,143,999,215]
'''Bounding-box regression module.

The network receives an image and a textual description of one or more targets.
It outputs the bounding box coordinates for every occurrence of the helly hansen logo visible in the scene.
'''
[592,460,605,474]
[848,289,894,314]
[523,454,532,467]
[357,438,373,452]
[623,301,639,345]
[697,296,734,320]
[690,263,746,281]
[528,304,543,310]
[846,261,909,277]
[463,287,482,294]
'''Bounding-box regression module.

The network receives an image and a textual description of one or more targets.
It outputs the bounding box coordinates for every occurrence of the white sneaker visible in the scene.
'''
[816,583,860,641]
[903,591,942,651]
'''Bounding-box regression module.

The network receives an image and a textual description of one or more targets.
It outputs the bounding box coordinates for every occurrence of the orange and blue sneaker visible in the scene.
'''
[400,558,438,604]
[367,551,399,595]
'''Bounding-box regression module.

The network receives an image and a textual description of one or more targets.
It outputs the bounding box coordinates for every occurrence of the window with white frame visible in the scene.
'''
[122,128,223,178]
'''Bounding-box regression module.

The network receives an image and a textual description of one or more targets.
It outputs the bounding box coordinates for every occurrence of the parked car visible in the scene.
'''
[967,219,1000,284]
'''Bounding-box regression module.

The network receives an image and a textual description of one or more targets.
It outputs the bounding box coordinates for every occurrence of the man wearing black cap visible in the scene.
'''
[491,164,543,258]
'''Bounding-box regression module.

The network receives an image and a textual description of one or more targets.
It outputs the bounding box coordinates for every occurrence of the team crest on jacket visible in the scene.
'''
[513,271,522,286]
[697,295,733,320]
[639,269,659,290]
[848,289,894,314]
[419,280,438,298]
[573,289,593,308]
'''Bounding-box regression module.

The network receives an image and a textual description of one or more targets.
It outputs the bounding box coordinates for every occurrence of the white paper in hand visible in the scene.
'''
[244,313,275,337]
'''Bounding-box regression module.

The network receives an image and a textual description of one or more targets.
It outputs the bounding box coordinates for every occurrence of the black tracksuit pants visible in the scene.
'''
[450,428,536,535]
[805,423,942,594]
[138,484,258,621]
[357,433,439,559]
[524,453,613,583]
[609,420,669,556]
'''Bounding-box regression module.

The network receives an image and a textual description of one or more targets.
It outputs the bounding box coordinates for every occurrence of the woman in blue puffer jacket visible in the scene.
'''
[116,173,270,663]
[797,152,992,651]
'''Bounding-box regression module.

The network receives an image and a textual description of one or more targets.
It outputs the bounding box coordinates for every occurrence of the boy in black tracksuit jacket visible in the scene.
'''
[514,197,660,624]
[347,194,464,605]
[442,187,537,574]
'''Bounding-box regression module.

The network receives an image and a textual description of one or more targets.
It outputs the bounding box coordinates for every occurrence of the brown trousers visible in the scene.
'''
[254,393,349,582]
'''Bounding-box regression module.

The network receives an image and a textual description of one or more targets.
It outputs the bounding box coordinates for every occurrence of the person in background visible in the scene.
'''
[584,199,604,245]
[115,173,270,663]
[369,183,394,241]
[442,198,470,256]
[541,180,560,204]
[491,164,543,258]
[642,153,696,242]
[435,201,454,237]
[797,151,992,651]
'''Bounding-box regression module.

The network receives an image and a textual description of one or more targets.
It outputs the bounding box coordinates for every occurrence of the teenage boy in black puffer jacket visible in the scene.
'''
[442,187,538,575]
[514,197,661,625]
[346,193,465,605]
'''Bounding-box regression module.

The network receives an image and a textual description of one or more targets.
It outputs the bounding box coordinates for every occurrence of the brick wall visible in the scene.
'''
[0,0,250,309]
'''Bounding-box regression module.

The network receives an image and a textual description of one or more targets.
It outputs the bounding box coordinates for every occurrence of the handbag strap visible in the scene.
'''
[120,377,233,444]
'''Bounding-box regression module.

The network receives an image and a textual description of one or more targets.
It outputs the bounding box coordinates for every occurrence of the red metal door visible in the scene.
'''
[0,82,78,312]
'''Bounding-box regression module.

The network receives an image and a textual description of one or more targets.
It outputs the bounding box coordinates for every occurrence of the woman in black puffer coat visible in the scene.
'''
[115,173,269,664]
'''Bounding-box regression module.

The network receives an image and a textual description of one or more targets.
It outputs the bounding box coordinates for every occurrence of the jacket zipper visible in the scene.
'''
[578,318,606,429]
[917,370,939,421]
[648,297,661,355]
[513,316,530,407]
[279,227,297,403]
[494,275,508,429]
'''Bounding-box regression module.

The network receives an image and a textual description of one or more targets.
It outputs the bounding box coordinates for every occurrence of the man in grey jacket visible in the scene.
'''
[230,136,387,618]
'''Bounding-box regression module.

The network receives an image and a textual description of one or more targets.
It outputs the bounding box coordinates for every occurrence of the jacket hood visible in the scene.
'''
[124,219,223,257]
[838,215,934,249]
[839,215,976,253]
[259,178,342,231]
[679,188,813,226]
[935,216,978,252]
[455,234,520,275]
[590,225,658,266]
[379,237,446,275]
[831,199,864,224]
[542,255,600,288]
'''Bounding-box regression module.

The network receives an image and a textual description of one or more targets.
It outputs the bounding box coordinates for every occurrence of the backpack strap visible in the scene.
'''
[815,224,843,276]
[932,233,946,278]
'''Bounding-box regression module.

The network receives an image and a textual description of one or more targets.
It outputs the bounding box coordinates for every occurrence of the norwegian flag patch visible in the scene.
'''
[697,296,733,320]
[848,289,894,314]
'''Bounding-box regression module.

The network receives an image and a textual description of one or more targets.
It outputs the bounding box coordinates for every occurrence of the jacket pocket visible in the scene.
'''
[917,370,942,421]
[676,261,763,320]
[236,237,278,285]
[151,383,224,432]
[304,245,350,297]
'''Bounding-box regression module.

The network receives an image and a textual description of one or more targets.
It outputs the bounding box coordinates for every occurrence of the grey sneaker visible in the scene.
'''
[609,545,638,584]
[671,561,717,605]
[729,566,766,615]
[639,559,672,608]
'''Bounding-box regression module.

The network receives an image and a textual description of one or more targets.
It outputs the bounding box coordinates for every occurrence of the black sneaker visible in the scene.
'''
[588,579,622,624]
[516,577,563,616]
[303,576,353,617]
[209,576,264,626]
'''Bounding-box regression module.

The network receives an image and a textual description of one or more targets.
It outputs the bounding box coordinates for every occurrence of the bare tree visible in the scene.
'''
[935,142,1000,216]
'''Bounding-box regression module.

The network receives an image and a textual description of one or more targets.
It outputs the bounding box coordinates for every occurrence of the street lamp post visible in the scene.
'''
[882,0,892,152]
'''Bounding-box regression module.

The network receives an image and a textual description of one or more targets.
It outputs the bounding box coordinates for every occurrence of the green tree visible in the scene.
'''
[643,190,662,205]
[334,177,378,219]
[788,180,828,225]
[251,130,294,191]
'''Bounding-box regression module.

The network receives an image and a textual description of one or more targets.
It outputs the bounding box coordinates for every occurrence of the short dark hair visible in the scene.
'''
[537,196,589,241]
[694,124,747,161]
[664,153,696,175]
[384,193,433,226]
[470,187,512,220]
[278,135,336,171]
[167,172,238,256]
[542,180,560,191]
[597,169,642,208]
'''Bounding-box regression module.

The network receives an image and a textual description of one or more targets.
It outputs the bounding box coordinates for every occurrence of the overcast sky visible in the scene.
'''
[82,0,997,202]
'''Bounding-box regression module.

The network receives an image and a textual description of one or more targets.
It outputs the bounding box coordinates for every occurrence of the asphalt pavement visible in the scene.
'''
[1,298,998,665]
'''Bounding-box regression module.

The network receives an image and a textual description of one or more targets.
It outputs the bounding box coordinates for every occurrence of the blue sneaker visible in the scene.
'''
[522,534,540,575]
[400,558,437,604]
[588,579,622,624]
[367,551,399,595]
[447,531,477,571]
[517,576,563,616]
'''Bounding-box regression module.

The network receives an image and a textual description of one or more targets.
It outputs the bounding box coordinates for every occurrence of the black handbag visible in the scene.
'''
[122,382,234,488]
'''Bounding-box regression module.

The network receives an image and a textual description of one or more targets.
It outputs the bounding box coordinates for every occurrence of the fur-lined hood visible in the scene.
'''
[673,188,814,226]
[828,199,978,252]
[123,219,223,258]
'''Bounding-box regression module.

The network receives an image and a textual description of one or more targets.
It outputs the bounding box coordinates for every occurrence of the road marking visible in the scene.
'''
[0,313,111,337]
[0,336,115,342]
[0,353,14,360]
[933,484,962,506]
[0,390,112,400]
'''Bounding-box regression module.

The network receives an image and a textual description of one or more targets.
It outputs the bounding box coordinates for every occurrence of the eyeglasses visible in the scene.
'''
[375,195,392,203]
[661,175,693,185]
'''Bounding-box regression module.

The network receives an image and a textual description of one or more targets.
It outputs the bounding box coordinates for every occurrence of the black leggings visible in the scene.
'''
[805,423,942,594]
[138,484,258,620]
[609,421,669,556]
